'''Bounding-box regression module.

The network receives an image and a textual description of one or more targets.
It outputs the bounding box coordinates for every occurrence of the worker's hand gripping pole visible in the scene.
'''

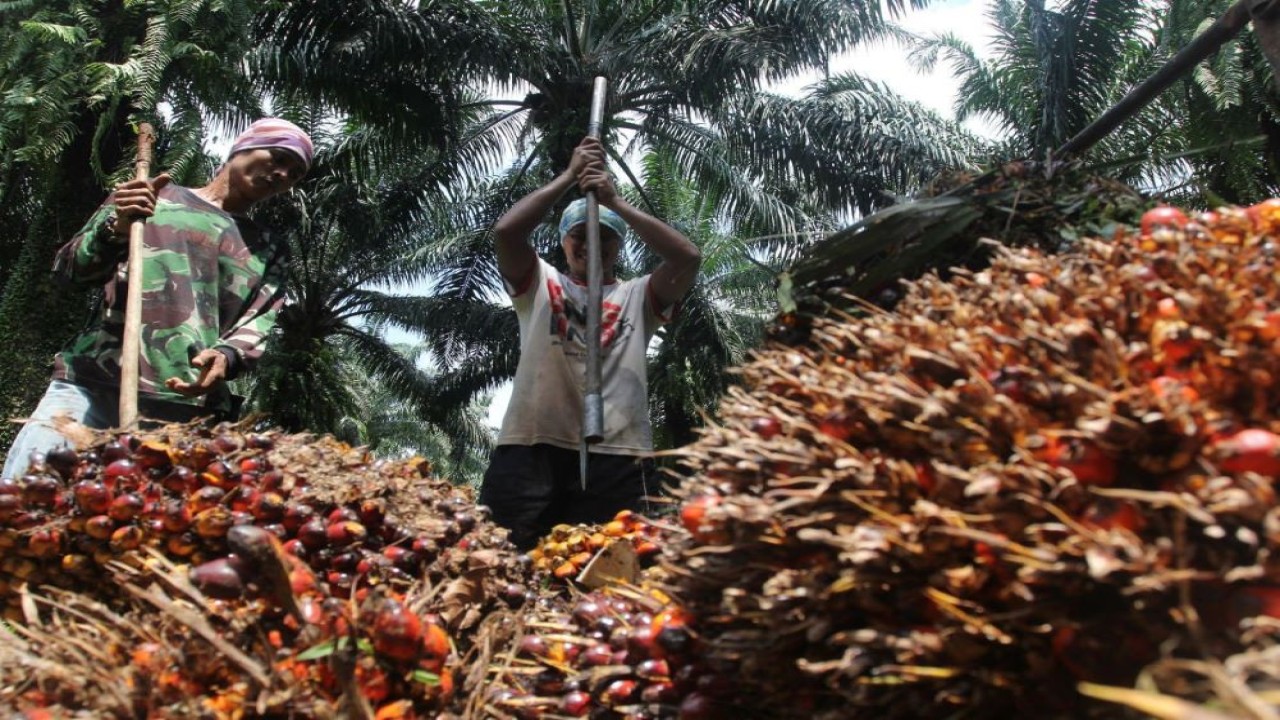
[581,76,608,488]
[119,122,156,429]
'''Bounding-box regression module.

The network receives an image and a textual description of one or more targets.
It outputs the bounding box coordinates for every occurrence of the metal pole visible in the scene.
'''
[119,122,156,429]
[1055,1,1251,158]
[581,76,608,488]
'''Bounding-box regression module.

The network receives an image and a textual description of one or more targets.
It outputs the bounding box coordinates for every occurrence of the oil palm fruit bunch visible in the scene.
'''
[784,161,1148,314]
[0,424,534,717]
[657,199,1280,719]
[528,510,665,581]
[479,585,705,719]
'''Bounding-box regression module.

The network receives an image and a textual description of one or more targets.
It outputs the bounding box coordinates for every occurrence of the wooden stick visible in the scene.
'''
[1056,0,1250,158]
[581,77,609,488]
[118,122,155,429]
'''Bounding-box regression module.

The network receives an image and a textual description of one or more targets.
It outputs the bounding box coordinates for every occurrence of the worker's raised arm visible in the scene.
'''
[577,163,701,311]
[494,139,603,286]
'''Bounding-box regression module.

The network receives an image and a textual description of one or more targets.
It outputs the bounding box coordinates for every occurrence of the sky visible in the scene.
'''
[481,0,1002,429]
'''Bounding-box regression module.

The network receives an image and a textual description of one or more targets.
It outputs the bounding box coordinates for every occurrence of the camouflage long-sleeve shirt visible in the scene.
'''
[52,184,288,413]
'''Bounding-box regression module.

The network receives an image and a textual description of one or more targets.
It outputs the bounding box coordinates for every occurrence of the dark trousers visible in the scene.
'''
[479,443,655,550]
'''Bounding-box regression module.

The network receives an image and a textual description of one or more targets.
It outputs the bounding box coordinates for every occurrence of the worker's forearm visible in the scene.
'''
[494,171,577,245]
[604,197,700,266]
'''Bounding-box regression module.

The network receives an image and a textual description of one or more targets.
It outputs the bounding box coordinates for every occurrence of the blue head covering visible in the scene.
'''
[558,198,628,241]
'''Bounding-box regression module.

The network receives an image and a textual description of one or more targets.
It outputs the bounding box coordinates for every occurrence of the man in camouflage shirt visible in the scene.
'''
[2,118,313,479]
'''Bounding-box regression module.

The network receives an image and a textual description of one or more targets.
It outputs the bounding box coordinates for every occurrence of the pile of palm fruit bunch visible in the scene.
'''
[646,199,1280,719]
[0,423,536,718]
[473,582,703,719]
[527,509,665,582]
[784,160,1150,312]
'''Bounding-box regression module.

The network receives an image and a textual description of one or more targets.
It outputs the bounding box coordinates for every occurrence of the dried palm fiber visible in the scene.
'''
[0,424,535,718]
[659,201,1280,719]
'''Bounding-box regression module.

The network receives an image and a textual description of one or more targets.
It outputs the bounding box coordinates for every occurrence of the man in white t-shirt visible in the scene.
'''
[481,136,702,549]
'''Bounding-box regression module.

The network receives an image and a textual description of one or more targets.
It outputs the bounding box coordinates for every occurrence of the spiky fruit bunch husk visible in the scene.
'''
[0,424,535,718]
[659,201,1280,719]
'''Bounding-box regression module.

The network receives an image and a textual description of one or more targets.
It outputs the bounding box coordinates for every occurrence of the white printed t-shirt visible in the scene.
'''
[498,258,669,456]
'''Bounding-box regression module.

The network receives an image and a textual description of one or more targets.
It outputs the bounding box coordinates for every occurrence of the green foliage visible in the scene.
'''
[909,0,1280,204]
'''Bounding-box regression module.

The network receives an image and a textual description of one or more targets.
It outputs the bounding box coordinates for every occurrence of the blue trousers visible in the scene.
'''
[2,380,117,479]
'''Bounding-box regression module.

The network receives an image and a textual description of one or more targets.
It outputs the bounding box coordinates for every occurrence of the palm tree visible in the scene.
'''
[241,125,495,468]
[909,0,1280,203]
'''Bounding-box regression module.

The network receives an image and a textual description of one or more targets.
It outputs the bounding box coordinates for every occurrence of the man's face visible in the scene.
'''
[562,224,622,280]
[226,148,306,203]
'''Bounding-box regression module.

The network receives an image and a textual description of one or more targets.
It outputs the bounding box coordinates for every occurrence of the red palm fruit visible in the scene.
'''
[186,486,224,515]
[1213,428,1280,477]
[166,532,198,557]
[0,494,19,524]
[356,661,391,704]
[326,520,368,548]
[560,690,591,717]
[134,441,170,470]
[161,466,198,494]
[290,563,319,595]
[259,469,284,491]
[297,518,328,549]
[200,460,235,490]
[108,493,144,522]
[282,502,316,533]
[581,642,614,667]
[371,594,424,661]
[161,500,191,533]
[190,557,246,599]
[61,553,92,576]
[642,680,680,704]
[517,634,547,658]
[637,658,671,680]
[72,481,112,515]
[211,433,241,454]
[1082,499,1147,533]
[356,552,391,577]
[109,525,144,552]
[44,446,79,479]
[420,620,451,673]
[357,500,385,528]
[84,515,116,540]
[373,700,416,720]
[678,692,719,720]
[1139,205,1189,236]
[328,507,359,524]
[102,458,138,488]
[602,679,638,706]
[249,492,286,522]
[239,456,266,474]
[680,494,727,543]
[282,538,307,558]
[1034,433,1116,486]
[326,571,353,593]
[749,416,781,439]
[194,507,234,539]
[26,528,62,558]
[21,475,61,508]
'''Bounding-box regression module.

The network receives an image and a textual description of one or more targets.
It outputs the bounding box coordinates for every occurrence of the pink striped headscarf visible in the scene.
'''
[228,118,314,171]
